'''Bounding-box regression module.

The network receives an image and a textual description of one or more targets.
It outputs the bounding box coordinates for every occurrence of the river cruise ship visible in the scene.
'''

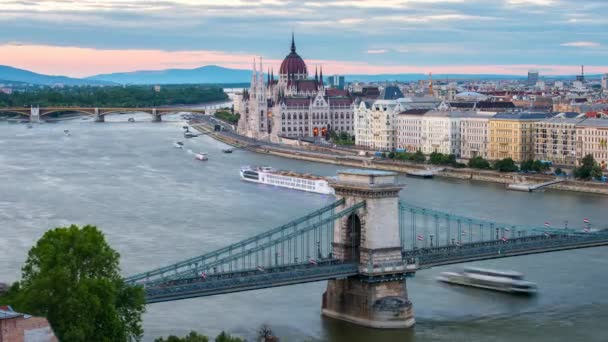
[240,166,334,195]
[437,267,537,295]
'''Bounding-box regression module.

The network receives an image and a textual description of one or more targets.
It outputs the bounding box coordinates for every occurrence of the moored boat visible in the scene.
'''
[239,166,334,195]
[222,148,233,153]
[437,267,537,295]
[173,141,184,148]
[406,170,434,178]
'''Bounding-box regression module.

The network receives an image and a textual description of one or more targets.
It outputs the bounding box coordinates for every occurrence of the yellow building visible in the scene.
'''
[488,113,549,162]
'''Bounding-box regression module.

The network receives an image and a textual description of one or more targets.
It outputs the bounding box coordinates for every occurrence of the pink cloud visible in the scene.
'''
[0,44,606,78]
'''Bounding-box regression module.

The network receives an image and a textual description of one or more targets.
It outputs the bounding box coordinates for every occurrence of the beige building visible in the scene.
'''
[535,116,584,166]
[396,109,427,152]
[488,113,549,162]
[460,113,494,159]
[576,119,608,169]
[354,87,405,151]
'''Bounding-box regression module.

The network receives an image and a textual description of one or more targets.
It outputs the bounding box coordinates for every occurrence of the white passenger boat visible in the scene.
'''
[437,267,537,295]
[239,166,334,195]
[195,152,208,161]
[173,141,184,148]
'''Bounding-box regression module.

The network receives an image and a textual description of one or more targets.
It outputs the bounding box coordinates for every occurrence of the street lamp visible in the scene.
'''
[430,235,434,247]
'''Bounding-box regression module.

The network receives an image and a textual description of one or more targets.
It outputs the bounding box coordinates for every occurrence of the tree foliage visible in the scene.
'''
[1,225,146,341]
[493,158,519,172]
[429,152,459,166]
[0,85,227,107]
[520,160,550,173]
[330,131,354,145]
[389,150,426,163]
[467,156,491,170]
[214,110,240,124]
[154,331,243,342]
[573,154,604,180]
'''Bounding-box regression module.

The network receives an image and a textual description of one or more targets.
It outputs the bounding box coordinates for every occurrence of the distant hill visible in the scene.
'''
[0,65,112,86]
[86,65,253,84]
[1,64,602,87]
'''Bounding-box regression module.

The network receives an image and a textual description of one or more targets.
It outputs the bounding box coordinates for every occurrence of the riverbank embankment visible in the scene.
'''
[192,122,608,196]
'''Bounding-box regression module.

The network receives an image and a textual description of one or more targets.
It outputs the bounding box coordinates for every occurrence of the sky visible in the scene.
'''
[0,0,607,77]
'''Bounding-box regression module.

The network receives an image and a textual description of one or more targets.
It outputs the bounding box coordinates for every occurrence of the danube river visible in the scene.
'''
[2,115,608,342]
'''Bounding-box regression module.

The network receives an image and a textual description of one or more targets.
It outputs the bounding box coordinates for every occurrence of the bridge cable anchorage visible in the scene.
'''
[398,201,608,267]
[125,199,364,286]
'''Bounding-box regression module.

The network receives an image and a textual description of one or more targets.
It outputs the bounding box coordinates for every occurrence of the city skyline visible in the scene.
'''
[1,0,607,77]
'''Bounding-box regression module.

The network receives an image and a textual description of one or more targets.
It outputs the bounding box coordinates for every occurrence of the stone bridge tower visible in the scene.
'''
[322,170,415,328]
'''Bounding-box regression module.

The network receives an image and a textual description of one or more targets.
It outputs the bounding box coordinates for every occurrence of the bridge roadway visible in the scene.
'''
[144,260,360,303]
[404,231,608,268]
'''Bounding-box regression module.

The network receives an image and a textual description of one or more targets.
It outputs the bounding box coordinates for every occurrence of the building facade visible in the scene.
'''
[396,109,427,152]
[0,306,57,342]
[420,111,462,156]
[535,116,584,166]
[488,113,549,162]
[576,119,608,169]
[237,35,354,141]
[460,114,492,159]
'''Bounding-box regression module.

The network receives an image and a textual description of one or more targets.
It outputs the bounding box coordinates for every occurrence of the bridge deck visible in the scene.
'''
[144,260,358,303]
[404,232,608,268]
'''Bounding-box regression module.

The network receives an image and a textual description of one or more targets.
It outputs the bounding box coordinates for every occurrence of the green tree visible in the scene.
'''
[573,154,604,180]
[468,156,491,169]
[215,331,244,342]
[494,158,519,172]
[409,150,426,163]
[155,331,210,342]
[2,225,146,341]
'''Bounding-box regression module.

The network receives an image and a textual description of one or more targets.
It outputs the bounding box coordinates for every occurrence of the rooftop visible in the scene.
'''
[577,118,608,128]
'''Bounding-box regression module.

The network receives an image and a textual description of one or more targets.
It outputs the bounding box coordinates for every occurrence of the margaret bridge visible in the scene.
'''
[0,106,209,122]
[123,170,608,329]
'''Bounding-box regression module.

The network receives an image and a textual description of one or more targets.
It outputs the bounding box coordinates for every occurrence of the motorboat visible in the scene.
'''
[222,148,233,153]
[63,129,71,136]
[184,132,198,138]
[195,152,208,161]
[437,267,537,295]
[173,141,184,148]
[128,118,135,122]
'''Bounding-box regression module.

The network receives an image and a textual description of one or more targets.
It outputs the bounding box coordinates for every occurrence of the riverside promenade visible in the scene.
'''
[191,117,608,196]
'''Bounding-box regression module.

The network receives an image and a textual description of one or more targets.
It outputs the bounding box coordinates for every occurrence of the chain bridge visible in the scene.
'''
[125,170,608,329]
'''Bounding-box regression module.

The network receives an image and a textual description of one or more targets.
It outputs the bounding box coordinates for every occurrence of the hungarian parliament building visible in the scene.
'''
[236,35,355,142]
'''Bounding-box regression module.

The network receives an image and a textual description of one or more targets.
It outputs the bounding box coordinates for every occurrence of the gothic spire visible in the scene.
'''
[267,68,270,84]
[290,32,296,53]
[319,66,324,85]
[315,66,318,83]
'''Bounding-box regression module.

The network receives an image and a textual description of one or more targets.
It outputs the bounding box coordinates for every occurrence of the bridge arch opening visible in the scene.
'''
[345,213,362,262]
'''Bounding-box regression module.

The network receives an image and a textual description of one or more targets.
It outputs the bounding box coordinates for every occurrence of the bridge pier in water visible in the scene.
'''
[94,108,104,122]
[29,106,40,123]
[152,109,162,122]
[322,170,415,329]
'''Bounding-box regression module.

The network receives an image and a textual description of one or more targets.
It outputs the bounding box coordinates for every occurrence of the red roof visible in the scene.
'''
[283,98,311,107]
[329,97,353,107]
[279,35,308,75]
[326,88,347,97]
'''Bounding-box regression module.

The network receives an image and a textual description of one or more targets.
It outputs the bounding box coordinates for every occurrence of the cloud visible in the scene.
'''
[0,0,606,73]
[506,0,554,5]
[1,44,606,78]
[560,41,601,47]
[366,49,388,54]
